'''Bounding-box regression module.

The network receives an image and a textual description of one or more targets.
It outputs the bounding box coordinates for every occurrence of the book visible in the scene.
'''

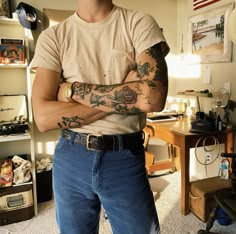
[0,44,25,64]
[1,38,24,45]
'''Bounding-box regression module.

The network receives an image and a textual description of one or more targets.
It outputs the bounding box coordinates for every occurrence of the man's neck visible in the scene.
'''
[77,0,113,23]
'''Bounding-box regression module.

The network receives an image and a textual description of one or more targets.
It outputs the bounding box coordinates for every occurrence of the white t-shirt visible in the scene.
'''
[31,5,169,134]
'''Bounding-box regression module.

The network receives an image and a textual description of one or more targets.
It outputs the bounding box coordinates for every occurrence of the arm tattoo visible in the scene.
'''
[146,43,168,86]
[70,43,167,114]
[73,83,117,97]
[137,62,154,79]
[94,85,117,93]
[89,86,142,114]
[57,116,85,129]
[73,84,92,99]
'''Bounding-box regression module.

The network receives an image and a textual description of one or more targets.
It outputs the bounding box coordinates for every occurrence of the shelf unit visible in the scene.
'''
[0,18,38,217]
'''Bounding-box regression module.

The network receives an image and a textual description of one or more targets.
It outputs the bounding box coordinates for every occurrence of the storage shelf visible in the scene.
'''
[0,63,28,69]
[177,91,213,98]
[0,14,38,216]
[0,18,20,25]
[13,181,33,187]
[0,133,31,142]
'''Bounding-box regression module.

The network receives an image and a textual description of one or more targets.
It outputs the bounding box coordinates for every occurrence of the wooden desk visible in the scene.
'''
[146,117,234,215]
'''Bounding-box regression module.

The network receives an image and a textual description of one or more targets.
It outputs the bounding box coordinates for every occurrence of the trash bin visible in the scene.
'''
[36,169,52,203]
[217,207,232,226]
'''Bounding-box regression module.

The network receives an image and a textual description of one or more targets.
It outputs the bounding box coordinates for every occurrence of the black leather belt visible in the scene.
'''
[61,129,144,151]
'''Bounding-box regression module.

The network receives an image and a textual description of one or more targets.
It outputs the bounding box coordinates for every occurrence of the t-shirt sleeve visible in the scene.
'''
[130,12,170,58]
[29,27,62,73]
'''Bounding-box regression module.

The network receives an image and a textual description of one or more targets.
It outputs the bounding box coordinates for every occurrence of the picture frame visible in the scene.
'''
[0,0,11,18]
[188,3,234,63]
[0,44,25,64]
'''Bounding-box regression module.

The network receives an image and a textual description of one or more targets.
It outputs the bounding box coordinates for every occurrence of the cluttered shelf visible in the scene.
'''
[0,63,27,69]
[0,18,20,25]
[0,132,31,142]
[177,89,213,97]
[0,155,34,224]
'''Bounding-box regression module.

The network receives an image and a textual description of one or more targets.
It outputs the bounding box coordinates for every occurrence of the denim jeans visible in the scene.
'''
[53,134,160,234]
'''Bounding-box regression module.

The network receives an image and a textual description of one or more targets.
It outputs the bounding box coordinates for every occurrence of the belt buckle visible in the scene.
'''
[86,133,103,151]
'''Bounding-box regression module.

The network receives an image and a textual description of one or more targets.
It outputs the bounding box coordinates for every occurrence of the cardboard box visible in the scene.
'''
[0,184,34,225]
[189,176,231,222]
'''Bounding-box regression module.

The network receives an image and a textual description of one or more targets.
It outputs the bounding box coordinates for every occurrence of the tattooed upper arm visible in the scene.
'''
[137,43,168,86]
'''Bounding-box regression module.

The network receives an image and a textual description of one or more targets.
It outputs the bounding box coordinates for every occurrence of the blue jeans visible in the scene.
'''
[53,133,160,234]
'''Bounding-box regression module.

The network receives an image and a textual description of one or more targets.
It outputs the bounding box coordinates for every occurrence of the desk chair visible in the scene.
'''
[198,153,236,234]
[143,125,176,176]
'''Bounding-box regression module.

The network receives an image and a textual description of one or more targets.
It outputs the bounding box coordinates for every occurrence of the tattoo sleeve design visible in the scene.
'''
[94,85,117,93]
[89,86,141,114]
[73,84,93,100]
[146,43,168,86]
[137,62,154,79]
[71,43,167,114]
[57,116,85,129]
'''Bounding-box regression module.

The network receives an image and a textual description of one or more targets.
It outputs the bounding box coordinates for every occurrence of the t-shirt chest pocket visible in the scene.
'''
[105,49,136,83]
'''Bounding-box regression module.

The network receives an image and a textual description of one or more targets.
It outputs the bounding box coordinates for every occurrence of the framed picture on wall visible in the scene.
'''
[0,0,11,18]
[188,3,234,63]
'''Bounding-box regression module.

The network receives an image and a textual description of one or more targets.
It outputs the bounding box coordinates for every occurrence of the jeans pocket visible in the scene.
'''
[124,145,145,158]
[55,137,68,150]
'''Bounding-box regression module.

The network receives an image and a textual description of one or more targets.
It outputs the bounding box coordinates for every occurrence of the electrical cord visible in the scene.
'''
[194,135,220,179]
[194,135,220,166]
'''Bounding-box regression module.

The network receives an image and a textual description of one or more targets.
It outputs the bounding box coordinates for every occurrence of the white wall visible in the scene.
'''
[176,0,236,119]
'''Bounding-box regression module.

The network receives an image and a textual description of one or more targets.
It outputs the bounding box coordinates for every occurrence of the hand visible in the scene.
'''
[57,82,72,102]
[124,70,140,83]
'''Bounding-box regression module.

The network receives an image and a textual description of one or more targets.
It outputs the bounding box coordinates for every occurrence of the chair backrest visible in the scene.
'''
[43,8,75,29]
[143,126,154,149]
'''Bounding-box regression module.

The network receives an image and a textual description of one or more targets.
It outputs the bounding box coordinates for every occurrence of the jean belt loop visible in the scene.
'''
[117,134,124,152]
[69,130,77,144]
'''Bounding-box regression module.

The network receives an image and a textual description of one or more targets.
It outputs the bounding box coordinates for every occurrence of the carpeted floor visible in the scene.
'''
[0,171,236,234]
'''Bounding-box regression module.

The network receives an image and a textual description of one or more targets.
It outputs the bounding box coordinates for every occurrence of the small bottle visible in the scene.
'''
[220,159,229,180]
[217,115,222,131]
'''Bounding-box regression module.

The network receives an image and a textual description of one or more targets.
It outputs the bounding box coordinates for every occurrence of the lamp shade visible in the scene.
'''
[227,8,236,44]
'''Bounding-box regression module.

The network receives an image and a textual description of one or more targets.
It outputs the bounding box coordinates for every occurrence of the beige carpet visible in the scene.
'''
[1,171,236,234]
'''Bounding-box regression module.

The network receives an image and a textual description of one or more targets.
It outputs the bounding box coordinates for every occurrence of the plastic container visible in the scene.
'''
[36,170,52,203]
[217,207,232,226]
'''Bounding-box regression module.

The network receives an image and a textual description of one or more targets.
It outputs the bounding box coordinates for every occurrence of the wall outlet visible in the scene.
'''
[206,153,211,163]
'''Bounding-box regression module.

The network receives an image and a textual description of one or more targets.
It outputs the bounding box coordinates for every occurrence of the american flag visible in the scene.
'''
[193,0,221,11]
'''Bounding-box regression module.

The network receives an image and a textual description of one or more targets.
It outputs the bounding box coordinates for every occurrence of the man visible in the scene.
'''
[31,0,169,233]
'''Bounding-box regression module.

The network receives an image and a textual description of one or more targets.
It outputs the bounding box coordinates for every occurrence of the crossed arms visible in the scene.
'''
[32,43,168,132]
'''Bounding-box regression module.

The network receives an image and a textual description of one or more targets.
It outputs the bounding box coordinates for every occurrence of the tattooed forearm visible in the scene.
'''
[89,86,143,114]
[69,43,168,114]
[94,85,117,93]
[57,116,85,129]
[73,84,93,100]
[90,86,137,107]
